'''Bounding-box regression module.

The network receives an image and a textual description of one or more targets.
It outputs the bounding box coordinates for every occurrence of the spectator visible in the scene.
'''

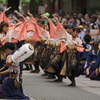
[84,28,90,35]
[78,25,86,41]
[96,15,100,26]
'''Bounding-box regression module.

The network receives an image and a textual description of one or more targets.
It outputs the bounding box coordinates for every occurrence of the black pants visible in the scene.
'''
[68,70,76,84]
[52,64,62,81]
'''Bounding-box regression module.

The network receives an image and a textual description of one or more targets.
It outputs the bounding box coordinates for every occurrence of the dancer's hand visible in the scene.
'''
[27,10,33,17]
[4,6,11,12]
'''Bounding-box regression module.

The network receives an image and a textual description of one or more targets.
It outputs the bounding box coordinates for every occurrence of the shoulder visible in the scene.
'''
[85,44,92,51]
[6,55,12,62]
[66,32,71,38]
[6,55,13,65]
[82,42,86,46]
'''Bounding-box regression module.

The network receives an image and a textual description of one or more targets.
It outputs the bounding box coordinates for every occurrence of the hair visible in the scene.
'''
[72,28,80,33]
[63,25,73,29]
[70,16,77,21]
[85,14,91,18]
[4,42,15,51]
[84,34,91,43]
[84,23,89,27]
[92,41,99,55]
[0,21,9,33]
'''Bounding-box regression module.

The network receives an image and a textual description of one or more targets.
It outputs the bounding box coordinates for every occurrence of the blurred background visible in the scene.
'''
[0,0,100,16]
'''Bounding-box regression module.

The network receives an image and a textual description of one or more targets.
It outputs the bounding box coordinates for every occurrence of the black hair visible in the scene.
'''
[72,28,80,33]
[63,25,73,29]
[70,16,77,20]
[84,23,89,27]
[84,34,91,43]
[4,42,15,51]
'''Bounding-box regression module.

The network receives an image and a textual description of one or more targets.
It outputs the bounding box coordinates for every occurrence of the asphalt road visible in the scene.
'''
[22,70,100,100]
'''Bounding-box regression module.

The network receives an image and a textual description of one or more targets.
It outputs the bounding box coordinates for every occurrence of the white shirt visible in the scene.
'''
[6,55,20,82]
[0,31,15,42]
[65,32,82,47]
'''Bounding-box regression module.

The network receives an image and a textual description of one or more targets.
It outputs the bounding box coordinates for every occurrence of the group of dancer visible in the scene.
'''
[0,7,100,99]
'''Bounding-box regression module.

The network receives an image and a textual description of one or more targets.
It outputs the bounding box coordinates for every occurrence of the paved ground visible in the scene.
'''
[22,69,100,100]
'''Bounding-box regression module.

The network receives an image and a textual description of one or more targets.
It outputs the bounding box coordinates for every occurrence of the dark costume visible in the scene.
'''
[0,52,29,99]
[78,43,92,74]
[46,45,63,82]
[85,50,98,76]
[0,45,8,84]
[89,50,100,80]
[60,45,78,86]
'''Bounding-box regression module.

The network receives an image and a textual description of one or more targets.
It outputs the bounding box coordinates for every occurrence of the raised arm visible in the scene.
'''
[13,16,20,23]
[27,10,33,18]
[4,6,11,12]
[41,14,49,20]
[14,10,25,19]
[31,20,37,25]
[52,14,59,22]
